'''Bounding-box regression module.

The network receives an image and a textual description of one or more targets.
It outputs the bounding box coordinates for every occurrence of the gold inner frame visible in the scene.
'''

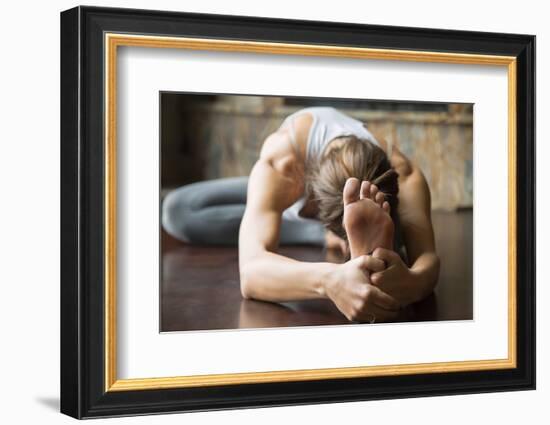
[104,33,517,392]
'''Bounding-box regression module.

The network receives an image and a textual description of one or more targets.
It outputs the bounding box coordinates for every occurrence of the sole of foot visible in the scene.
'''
[342,177,394,259]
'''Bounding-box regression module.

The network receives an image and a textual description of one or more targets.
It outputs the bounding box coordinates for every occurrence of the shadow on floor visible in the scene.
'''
[35,396,59,411]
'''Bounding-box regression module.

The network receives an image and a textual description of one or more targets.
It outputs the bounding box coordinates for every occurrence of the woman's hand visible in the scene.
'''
[324,255,401,322]
[370,248,424,307]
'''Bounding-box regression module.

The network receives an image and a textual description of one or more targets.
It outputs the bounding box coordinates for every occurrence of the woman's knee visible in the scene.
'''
[162,189,192,242]
[161,177,249,243]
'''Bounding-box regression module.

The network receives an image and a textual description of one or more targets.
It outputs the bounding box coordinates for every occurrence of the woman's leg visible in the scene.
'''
[162,176,326,246]
[279,217,325,246]
[162,177,249,245]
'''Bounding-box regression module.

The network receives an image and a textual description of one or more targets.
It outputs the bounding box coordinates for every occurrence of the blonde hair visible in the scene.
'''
[307,135,399,240]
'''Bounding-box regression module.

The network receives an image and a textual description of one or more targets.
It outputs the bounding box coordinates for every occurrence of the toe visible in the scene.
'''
[369,184,379,200]
[382,201,391,214]
[375,191,385,206]
[343,177,361,205]
[360,181,371,200]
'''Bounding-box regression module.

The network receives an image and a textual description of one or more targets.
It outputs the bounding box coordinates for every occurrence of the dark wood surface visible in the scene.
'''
[161,210,472,331]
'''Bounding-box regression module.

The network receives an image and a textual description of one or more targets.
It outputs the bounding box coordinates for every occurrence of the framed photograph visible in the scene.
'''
[60,5,535,419]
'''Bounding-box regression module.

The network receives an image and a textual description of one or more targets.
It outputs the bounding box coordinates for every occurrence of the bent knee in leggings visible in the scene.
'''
[162,187,194,242]
[161,177,249,244]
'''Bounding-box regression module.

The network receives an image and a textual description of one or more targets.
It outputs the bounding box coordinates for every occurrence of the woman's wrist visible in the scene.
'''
[316,262,341,299]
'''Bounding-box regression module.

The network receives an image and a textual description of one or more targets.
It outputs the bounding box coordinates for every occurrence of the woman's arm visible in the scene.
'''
[238,130,328,301]
[398,166,440,296]
[238,131,400,321]
[369,147,440,305]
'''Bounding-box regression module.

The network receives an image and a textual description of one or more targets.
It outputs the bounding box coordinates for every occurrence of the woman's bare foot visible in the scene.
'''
[342,178,394,259]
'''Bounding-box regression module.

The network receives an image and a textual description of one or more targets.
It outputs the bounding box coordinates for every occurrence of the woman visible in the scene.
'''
[162,107,440,323]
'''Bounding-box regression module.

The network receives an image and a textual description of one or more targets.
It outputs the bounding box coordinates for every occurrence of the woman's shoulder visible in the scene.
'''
[390,146,420,181]
[259,130,304,176]
[291,111,314,136]
[276,111,314,156]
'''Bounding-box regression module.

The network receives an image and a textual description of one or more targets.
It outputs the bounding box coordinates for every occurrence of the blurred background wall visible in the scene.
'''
[161,93,473,211]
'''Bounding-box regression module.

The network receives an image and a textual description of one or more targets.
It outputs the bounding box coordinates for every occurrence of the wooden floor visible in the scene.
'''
[161,210,473,332]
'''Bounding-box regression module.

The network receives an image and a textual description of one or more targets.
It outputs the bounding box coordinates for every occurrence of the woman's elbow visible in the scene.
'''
[430,252,441,290]
[239,251,272,301]
[240,279,253,300]
[239,263,256,300]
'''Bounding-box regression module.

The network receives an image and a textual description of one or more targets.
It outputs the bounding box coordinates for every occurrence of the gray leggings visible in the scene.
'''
[162,176,326,246]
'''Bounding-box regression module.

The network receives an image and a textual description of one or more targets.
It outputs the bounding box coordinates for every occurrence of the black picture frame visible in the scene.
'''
[60,5,535,419]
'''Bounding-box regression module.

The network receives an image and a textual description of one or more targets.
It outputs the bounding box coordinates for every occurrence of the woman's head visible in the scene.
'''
[308,135,399,240]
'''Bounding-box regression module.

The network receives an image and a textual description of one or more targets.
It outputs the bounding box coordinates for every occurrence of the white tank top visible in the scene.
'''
[279,107,380,224]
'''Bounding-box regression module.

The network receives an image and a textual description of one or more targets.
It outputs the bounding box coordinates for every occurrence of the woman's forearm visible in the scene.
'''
[239,251,337,302]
